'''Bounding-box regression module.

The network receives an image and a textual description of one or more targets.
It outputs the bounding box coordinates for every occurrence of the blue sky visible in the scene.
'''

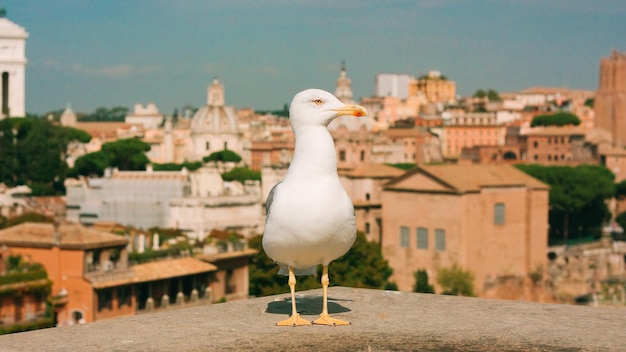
[3,0,625,115]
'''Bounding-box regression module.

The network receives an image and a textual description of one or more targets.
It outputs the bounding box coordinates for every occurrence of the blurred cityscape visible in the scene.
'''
[1,11,626,334]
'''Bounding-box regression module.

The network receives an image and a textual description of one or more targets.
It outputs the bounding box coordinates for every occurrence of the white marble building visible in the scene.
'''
[0,12,28,118]
[65,162,264,240]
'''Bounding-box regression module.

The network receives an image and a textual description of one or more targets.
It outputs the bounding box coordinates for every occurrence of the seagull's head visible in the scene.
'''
[289,89,367,130]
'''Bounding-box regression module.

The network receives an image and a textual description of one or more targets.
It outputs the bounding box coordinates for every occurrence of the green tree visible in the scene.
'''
[530,112,581,127]
[221,167,261,182]
[80,106,128,122]
[71,151,112,177]
[486,89,501,101]
[203,149,242,163]
[516,164,614,244]
[413,269,435,293]
[70,138,152,177]
[101,138,151,171]
[248,232,397,297]
[152,161,202,172]
[473,89,486,99]
[437,264,475,296]
[0,117,92,195]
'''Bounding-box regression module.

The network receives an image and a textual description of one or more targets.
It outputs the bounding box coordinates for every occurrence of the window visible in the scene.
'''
[365,193,370,201]
[435,229,446,251]
[400,226,410,248]
[494,203,505,225]
[223,141,228,150]
[365,222,370,234]
[205,141,210,151]
[97,289,113,312]
[417,227,428,249]
[533,141,538,148]
[118,286,132,308]
[360,150,365,161]
[339,150,346,161]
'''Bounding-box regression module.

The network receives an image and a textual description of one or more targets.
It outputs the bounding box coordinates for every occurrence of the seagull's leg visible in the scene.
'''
[313,265,350,326]
[276,266,312,327]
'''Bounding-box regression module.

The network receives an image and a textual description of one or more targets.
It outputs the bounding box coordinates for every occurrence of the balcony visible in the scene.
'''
[0,287,624,351]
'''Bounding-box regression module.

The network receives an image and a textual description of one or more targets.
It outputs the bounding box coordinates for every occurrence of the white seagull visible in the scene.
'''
[263,89,367,327]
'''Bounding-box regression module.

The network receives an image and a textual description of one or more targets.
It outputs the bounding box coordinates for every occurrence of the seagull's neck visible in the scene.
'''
[288,125,337,178]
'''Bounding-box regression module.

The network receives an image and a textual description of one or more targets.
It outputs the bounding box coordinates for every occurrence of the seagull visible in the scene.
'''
[263,89,367,327]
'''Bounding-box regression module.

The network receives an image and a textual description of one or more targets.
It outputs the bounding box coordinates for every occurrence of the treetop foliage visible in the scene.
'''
[71,138,152,177]
[203,149,243,163]
[221,166,261,183]
[473,89,501,101]
[0,117,91,195]
[530,112,581,127]
[516,164,615,243]
[436,263,475,296]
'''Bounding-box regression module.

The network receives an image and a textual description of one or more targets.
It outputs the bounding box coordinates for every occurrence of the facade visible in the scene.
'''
[412,71,456,104]
[124,103,164,130]
[595,50,626,147]
[66,164,264,240]
[0,248,52,333]
[440,112,506,159]
[521,126,595,164]
[375,73,411,99]
[0,12,27,118]
[65,167,189,229]
[381,164,549,295]
[0,222,254,326]
[339,164,405,243]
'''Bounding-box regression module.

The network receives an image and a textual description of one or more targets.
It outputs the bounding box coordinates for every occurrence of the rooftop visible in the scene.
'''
[0,223,128,250]
[0,287,623,351]
[386,164,548,194]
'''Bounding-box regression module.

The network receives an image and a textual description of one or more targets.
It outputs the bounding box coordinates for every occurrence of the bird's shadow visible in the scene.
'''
[266,295,352,315]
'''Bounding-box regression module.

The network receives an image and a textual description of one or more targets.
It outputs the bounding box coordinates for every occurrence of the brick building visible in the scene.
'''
[381,164,549,295]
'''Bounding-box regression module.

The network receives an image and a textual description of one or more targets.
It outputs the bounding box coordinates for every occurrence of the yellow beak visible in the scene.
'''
[332,104,368,117]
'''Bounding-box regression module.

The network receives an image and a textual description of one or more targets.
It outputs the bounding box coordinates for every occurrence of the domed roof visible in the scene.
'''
[190,79,239,134]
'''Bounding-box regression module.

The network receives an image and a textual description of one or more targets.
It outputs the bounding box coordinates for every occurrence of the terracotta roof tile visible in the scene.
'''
[0,222,128,249]
[343,163,406,179]
[90,257,218,289]
[386,164,548,193]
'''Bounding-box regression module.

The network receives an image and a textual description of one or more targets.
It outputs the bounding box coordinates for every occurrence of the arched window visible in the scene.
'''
[503,151,517,160]
[494,203,505,225]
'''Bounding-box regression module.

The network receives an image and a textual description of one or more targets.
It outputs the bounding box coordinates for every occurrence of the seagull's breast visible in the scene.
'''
[263,176,356,269]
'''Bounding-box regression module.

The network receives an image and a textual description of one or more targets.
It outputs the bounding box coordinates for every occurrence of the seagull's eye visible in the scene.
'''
[312,99,323,106]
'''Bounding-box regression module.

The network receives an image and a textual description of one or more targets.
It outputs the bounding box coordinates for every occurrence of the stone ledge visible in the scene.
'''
[1,287,624,351]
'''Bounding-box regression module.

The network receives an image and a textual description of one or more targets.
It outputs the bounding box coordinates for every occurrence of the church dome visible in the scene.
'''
[190,79,239,135]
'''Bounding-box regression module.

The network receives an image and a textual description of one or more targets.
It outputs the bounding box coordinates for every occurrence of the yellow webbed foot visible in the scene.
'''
[313,313,350,326]
[276,313,312,327]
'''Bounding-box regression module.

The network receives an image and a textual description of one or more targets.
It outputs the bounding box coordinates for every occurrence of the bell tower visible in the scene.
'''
[595,50,626,147]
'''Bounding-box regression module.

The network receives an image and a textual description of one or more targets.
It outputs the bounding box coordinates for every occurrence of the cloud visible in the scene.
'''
[71,63,162,78]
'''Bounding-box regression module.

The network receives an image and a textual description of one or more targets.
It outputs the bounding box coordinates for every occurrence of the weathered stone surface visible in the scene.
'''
[1,287,624,351]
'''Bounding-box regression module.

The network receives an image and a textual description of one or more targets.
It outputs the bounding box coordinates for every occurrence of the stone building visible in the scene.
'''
[65,164,264,240]
[381,164,549,295]
[0,222,254,326]
[124,102,163,130]
[339,164,405,243]
[440,112,506,159]
[595,50,626,147]
[189,79,243,161]
[412,70,456,104]
[0,11,27,119]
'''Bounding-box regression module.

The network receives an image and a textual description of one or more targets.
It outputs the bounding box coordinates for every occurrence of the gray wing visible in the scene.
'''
[265,182,281,217]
